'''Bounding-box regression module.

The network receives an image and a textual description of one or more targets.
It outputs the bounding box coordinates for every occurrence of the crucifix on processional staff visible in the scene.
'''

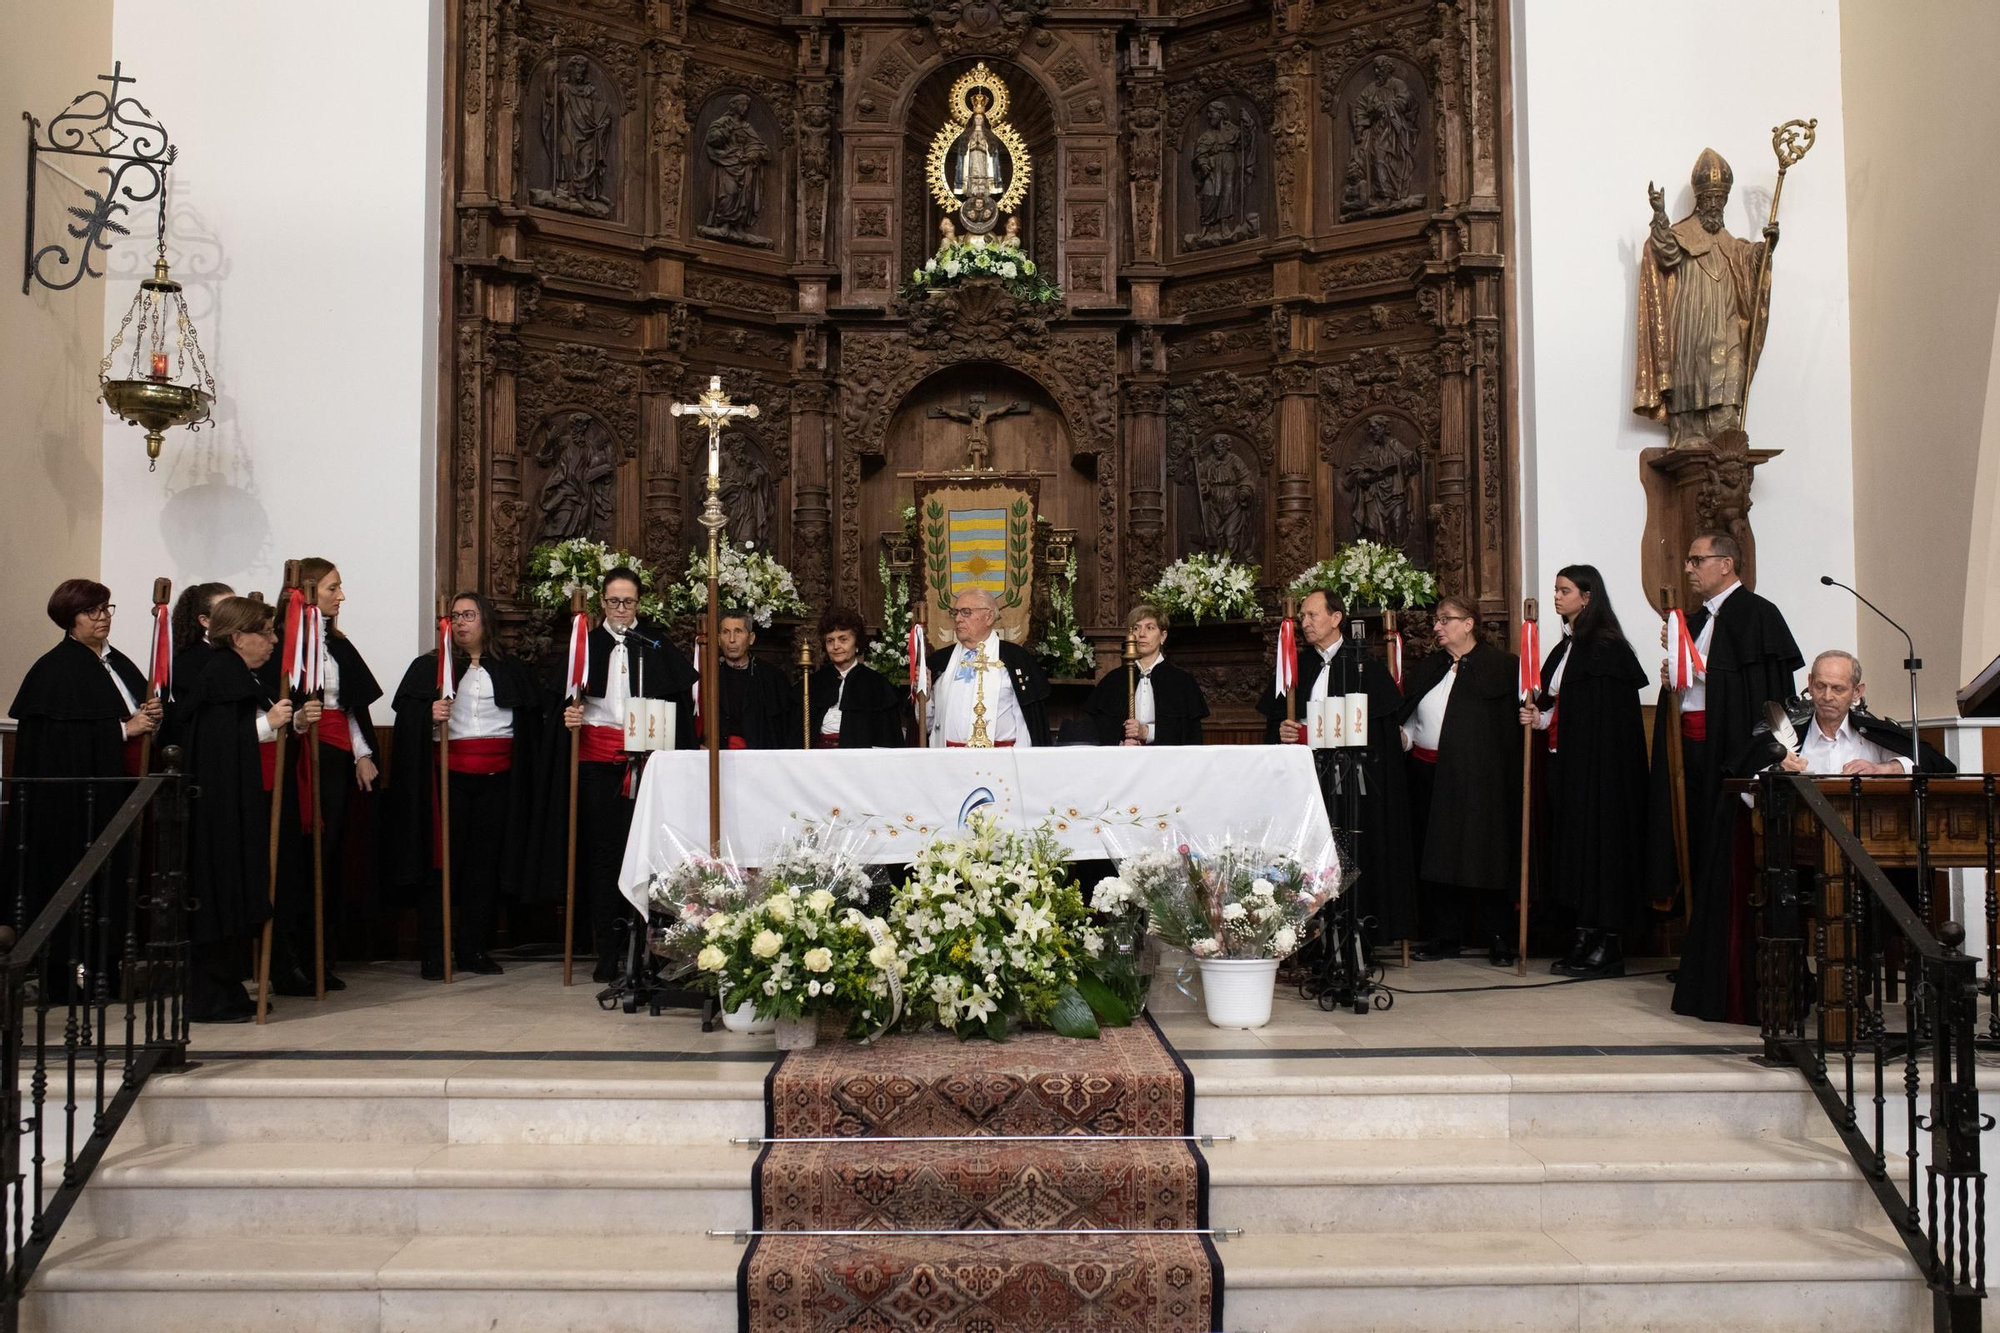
[668,374,759,850]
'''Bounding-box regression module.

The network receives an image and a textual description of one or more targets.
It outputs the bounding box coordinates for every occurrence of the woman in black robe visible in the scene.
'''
[1086,603,1209,746]
[807,608,908,749]
[1519,565,1648,978]
[184,597,290,1022]
[272,557,382,995]
[160,581,234,752]
[1395,596,1521,965]
[388,592,544,978]
[4,580,159,929]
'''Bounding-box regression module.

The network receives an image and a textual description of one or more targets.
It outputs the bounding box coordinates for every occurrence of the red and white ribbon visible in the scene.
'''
[1665,608,1704,692]
[149,602,174,701]
[1274,618,1298,698]
[283,589,323,693]
[565,607,589,701]
[437,612,456,700]
[908,623,928,697]
[1518,617,1541,701]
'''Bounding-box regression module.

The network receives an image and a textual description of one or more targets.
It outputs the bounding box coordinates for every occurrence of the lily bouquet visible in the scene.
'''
[666,537,807,628]
[1146,553,1261,624]
[1290,540,1436,610]
[901,234,1063,306]
[526,538,666,622]
[1124,838,1328,961]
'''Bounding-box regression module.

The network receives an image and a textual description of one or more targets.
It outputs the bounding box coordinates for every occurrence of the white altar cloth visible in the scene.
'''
[617,745,1335,913]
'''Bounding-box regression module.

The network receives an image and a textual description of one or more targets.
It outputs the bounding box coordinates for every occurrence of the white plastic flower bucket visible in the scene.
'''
[720,1001,775,1035]
[1197,957,1280,1029]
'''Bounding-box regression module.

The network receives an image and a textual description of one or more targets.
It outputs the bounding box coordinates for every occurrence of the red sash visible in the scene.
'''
[819,733,841,749]
[1680,709,1707,741]
[1411,746,1438,765]
[122,736,146,776]
[447,736,513,775]
[579,724,626,765]
[727,736,748,750]
[945,739,1016,748]
[1546,698,1560,755]
[259,740,277,792]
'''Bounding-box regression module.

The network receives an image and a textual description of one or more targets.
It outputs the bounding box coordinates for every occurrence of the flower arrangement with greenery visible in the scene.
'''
[890,812,1132,1040]
[1086,872,1151,1012]
[526,538,666,622]
[1145,552,1262,625]
[1124,840,1327,961]
[650,853,755,963]
[666,537,807,628]
[1035,550,1095,679]
[1290,539,1437,610]
[900,235,1063,306]
[865,554,919,682]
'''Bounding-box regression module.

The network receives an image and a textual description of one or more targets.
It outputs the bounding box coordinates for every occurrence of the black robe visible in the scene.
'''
[1732,703,1955,777]
[160,642,223,753]
[3,636,149,927]
[926,640,1053,747]
[1394,640,1521,894]
[808,661,909,749]
[528,622,698,900]
[183,649,276,944]
[1533,633,1650,934]
[1257,637,1414,940]
[1652,585,1802,1022]
[718,658,797,750]
[1086,659,1209,746]
[386,652,546,901]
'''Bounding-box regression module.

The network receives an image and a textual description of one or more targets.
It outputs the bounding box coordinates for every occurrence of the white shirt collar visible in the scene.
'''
[1138,651,1164,672]
[1703,580,1742,616]
[1317,633,1343,663]
[1810,712,1854,745]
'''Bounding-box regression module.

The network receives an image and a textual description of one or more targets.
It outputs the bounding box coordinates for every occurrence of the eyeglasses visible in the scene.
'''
[949,607,992,619]
[602,597,639,610]
[1683,555,1727,567]
[1433,614,1471,625]
[83,604,116,619]
[449,610,481,622]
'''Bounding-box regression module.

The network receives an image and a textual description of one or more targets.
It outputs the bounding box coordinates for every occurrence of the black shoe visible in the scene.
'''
[1410,939,1464,962]
[193,992,257,1024]
[420,958,445,982]
[1488,934,1518,968]
[460,952,504,976]
[270,967,317,998]
[1551,927,1595,975]
[593,955,620,984]
[1560,934,1626,979]
[322,971,346,992]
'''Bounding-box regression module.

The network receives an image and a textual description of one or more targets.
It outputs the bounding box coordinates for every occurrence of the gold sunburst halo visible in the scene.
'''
[926,62,1032,219]
[947,61,1010,123]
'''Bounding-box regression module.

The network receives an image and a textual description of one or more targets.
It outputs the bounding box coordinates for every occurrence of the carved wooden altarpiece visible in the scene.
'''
[439,0,1520,710]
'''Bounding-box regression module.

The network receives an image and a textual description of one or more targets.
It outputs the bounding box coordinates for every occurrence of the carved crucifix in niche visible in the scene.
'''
[927,391,1028,470]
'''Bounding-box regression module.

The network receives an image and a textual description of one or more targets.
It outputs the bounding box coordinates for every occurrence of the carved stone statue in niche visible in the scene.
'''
[718,432,774,549]
[698,95,772,247]
[1342,57,1423,218]
[1341,414,1422,547]
[530,57,615,218]
[536,412,618,543]
[1186,101,1260,251]
[1194,434,1257,560]
[928,392,1028,470]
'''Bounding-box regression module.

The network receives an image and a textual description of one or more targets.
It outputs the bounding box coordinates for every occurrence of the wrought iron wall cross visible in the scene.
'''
[21,62,176,294]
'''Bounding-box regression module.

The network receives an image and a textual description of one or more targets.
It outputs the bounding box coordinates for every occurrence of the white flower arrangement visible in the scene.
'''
[866,553,919,681]
[666,537,808,628]
[1145,552,1262,625]
[1122,837,1327,961]
[649,852,756,961]
[902,237,1063,306]
[525,538,666,622]
[1035,550,1095,679]
[889,813,1127,1040]
[1291,539,1437,610]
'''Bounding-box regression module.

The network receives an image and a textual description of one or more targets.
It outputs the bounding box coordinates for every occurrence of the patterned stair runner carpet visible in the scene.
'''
[740,1013,1223,1333]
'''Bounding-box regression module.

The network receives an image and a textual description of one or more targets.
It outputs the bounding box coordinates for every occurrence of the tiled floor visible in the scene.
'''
[186,954,1763,1074]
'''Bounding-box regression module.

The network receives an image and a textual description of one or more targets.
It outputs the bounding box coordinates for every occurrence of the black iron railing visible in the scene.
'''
[1757,772,1987,1332]
[0,752,191,1332]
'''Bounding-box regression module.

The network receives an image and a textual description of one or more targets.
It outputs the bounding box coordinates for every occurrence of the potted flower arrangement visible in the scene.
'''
[1035,550,1095,680]
[901,233,1063,307]
[1290,539,1436,611]
[651,853,767,1033]
[1145,552,1261,625]
[890,812,1133,1040]
[666,537,807,628]
[1127,840,1328,1029]
[526,538,667,621]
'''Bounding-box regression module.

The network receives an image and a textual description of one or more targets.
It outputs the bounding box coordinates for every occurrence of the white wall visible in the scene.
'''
[1513,0,1856,699]
[97,0,442,723]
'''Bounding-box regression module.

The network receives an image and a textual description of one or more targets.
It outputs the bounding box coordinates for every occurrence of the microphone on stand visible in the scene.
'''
[1819,574,1923,774]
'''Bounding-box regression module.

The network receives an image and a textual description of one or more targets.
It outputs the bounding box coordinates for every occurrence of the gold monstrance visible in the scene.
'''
[669,375,758,851]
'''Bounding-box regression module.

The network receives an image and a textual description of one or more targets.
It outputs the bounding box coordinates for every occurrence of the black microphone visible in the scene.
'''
[1820,574,1923,770]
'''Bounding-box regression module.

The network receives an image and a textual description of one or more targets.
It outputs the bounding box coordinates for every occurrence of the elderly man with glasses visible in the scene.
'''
[1648,530,1803,1023]
[924,588,1051,747]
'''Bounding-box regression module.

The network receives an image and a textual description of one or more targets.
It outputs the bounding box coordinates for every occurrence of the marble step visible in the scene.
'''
[24,1225,1925,1333]
[72,1134,1872,1238]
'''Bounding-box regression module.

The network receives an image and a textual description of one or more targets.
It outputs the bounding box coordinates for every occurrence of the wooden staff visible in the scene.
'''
[562,586,585,988]
[305,576,326,1001]
[1282,596,1299,728]
[1517,597,1537,978]
[256,561,300,1025]
[705,568,722,856]
[138,577,171,776]
[437,593,455,985]
[1658,584,1693,921]
[912,599,929,744]
[799,635,814,750]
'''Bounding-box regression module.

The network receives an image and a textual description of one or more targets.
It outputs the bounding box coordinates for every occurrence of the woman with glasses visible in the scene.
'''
[271,557,382,997]
[1396,596,1522,966]
[387,592,545,979]
[3,580,160,925]
[184,597,292,1022]
[1519,566,1649,978]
